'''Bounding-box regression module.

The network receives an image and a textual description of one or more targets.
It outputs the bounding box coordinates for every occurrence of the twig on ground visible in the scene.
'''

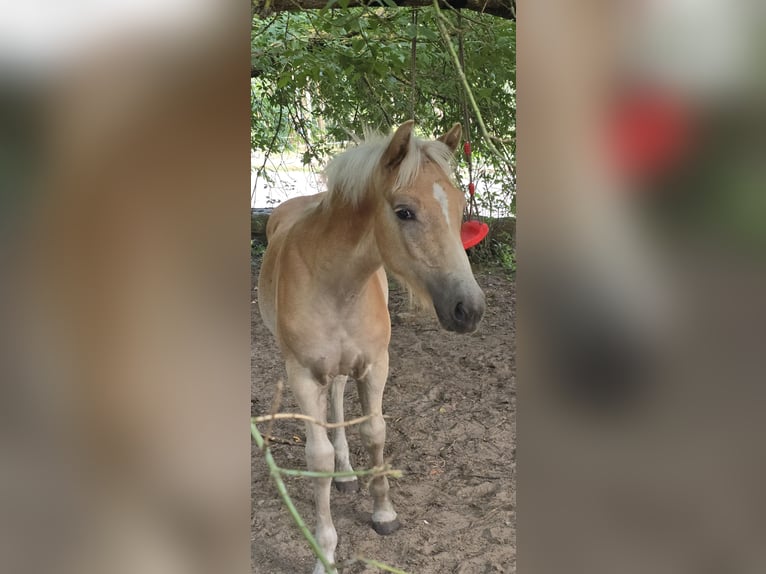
[278,465,402,480]
[339,556,413,574]
[253,381,407,573]
[261,434,302,446]
[251,421,338,574]
[253,412,374,429]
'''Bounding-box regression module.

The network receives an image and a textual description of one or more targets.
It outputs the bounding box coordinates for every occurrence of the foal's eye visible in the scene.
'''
[395,208,416,221]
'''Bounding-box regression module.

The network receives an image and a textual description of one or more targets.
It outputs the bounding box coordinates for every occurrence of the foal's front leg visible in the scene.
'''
[329,375,358,493]
[287,363,338,574]
[357,352,400,535]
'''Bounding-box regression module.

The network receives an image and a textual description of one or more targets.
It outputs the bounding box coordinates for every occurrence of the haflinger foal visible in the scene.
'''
[257,120,485,574]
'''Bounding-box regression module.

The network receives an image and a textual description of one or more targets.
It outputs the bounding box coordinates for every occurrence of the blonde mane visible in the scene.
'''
[322,129,456,207]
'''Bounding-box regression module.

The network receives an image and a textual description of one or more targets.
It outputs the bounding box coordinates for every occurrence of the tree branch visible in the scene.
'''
[253,0,516,21]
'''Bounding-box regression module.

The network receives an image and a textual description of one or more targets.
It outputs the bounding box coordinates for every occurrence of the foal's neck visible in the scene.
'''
[304,196,382,293]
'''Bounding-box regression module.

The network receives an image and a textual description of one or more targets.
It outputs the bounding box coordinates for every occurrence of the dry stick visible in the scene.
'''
[253,421,407,574]
[254,414,401,480]
[253,412,374,429]
[251,421,338,574]
[260,434,300,446]
[431,0,505,165]
[254,387,407,572]
[341,556,413,574]
[278,465,402,480]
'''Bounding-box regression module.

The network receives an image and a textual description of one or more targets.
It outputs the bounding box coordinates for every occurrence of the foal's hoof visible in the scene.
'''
[333,479,359,493]
[371,518,401,536]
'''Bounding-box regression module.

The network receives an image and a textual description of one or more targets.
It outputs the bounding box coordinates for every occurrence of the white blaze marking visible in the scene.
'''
[432,183,450,229]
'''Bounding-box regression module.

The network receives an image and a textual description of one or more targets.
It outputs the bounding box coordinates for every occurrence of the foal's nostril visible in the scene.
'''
[454,301,467,323]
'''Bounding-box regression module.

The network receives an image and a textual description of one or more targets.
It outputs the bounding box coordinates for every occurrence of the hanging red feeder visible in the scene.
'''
[461,219,489,249]
[460,142,489,249]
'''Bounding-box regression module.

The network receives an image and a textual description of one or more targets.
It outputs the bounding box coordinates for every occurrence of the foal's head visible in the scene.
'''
[373,121,486,333]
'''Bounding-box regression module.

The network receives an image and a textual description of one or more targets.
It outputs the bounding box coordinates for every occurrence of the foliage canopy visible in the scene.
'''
[251,6,516,217]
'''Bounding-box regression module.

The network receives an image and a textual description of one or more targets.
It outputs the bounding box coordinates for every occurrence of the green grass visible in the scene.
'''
[251,238,267,259]
[468,231,516,275]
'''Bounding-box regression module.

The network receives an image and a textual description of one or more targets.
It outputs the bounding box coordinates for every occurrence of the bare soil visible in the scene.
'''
[252,253,516,574]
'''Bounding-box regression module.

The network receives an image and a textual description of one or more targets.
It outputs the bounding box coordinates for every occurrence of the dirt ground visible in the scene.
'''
[251,252,516,574]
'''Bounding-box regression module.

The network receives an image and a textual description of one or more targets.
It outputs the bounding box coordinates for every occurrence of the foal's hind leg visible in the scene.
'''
[329,375,358,493]
[287,362,338,574]
[357,352,400,535]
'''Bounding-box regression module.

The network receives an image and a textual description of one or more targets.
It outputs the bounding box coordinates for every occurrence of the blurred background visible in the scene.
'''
[1,2,251,573]
[520,1,766,573]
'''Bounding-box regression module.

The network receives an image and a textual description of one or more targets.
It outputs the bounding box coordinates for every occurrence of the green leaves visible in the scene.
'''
[276,74,290,89]
[251,7,516,215]
[351,36,365,52]
[406,21,438,41]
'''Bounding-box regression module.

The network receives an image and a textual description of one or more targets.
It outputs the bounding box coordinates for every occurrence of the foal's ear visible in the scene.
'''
[437,123,462,153]
[382,120,415,169]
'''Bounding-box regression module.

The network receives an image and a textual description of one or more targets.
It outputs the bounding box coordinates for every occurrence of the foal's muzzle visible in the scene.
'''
[431,280,486,334]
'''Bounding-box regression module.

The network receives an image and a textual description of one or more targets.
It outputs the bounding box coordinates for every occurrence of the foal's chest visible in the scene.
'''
[276,261,391,384]
[296,336,374,384]
[281,317,389,384]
